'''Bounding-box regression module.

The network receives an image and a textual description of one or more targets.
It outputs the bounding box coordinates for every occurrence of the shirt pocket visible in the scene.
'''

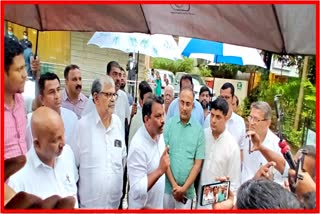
[110,147,123,172]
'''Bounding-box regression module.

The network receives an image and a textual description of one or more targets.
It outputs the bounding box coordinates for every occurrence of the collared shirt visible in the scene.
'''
[8,145,79,208]
[166,98,204,126]
[164,115,205,200]
[61,88,88,119]
[197,128,241,209]
[241,128,287,185]
[4,93,27,159]
[70,107,126,208]
[128,125,165,209]
[128,108,143,145]
[25,107,78,150]
[81,90,130,133]
[204,112,246,149]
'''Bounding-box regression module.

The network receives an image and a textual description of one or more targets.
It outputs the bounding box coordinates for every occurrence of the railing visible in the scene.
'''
[39,62,156,97]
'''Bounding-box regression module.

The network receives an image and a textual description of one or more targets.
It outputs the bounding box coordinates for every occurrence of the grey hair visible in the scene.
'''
[165,85,174,94]
[91,75,115,96]
[250,101,272,120]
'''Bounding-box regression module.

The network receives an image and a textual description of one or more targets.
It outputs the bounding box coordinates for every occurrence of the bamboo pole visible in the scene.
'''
[293,56,309,130]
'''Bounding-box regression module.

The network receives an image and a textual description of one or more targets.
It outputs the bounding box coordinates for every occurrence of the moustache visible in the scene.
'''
[200,100,209,109]
[76,85,82,90]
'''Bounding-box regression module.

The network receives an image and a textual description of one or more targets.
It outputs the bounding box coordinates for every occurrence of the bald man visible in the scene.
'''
[8,107,79,208]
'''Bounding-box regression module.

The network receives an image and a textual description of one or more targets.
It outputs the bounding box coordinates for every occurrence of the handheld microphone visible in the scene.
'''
[279,140,296,169]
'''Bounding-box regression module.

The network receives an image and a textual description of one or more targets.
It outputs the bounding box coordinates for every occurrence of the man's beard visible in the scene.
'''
[120,83,125,90]
[200,100,209,110]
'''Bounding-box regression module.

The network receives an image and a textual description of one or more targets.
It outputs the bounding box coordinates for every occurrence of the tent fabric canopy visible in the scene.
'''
[4,4,316,55]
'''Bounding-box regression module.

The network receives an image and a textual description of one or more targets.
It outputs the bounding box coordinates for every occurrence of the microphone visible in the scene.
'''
[279,140,296,169]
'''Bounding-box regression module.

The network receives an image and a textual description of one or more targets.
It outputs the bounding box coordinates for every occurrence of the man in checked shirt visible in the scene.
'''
[4,36,40,160]
[4,37,28,159]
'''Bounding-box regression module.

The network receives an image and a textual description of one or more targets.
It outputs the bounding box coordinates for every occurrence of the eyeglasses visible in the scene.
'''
[247,115,268,123]
[99,92,118,100]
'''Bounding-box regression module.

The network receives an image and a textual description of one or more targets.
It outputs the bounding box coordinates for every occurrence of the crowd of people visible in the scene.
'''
[4,36,316,210]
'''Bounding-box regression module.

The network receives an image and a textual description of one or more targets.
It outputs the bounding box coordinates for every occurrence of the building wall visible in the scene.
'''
[70,32,147,80]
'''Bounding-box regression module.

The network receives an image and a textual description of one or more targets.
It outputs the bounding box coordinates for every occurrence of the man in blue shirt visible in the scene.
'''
[166,74,204,126]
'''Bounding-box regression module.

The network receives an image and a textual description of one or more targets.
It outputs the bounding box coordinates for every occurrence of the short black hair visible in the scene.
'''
[5,36,24,73]
[199,85,211,96]
[236,179,302,209]
[129,53,133,57]
[179,74,193,90]
[210,97,229,116]
[106,61,121,75]
[139,81,153,101]
[64,64,80,79]
[142,95,164,123]
[221,82,235,97]
[38,72,60,95]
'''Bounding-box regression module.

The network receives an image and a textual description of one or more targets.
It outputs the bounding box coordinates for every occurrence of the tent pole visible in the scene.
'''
[134,51,140,103]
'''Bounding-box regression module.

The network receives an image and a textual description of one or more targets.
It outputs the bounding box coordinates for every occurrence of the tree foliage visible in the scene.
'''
[152,57,194,74]
[240,78,316,148]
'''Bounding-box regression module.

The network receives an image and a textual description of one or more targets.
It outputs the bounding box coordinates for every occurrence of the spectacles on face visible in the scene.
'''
[247,115,267,123]
[99,92,118,100]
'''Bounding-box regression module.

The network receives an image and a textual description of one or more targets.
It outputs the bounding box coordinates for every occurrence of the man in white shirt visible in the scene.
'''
[70,76,126,208]
[128,95,170,209]
[9,106,79,208]
[25,72,78,150]
[128,81,153,144]
[204,83,246,161]
[197,98,240,209]
[242,101,287,185]
[82,61,130,135]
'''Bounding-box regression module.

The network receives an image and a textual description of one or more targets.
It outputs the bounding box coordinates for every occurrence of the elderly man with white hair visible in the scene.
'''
[70,75,126,208]
[163,85,174,118]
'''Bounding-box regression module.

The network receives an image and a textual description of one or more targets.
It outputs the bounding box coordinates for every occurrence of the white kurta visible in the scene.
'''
[197,128,241,209]
[241,128,287,185]
[128,125,165,209]
[70,108,126,208]
[204,112,246,149]
[25,107,78,150]
[8,145,79,208]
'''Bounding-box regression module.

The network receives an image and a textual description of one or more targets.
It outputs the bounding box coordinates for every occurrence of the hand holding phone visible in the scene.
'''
[200,180,230,206]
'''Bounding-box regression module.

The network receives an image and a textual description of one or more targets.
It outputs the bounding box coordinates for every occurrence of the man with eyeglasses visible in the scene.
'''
[204,83,246,162]
[70,75,126,208]
[82,61,130,137]
[25,72,78,150]
[241,101,287,185]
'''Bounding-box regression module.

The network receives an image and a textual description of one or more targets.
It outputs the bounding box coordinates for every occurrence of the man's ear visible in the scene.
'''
[39,95,44,105]
[33,138,40,149]
[143,115,148,124]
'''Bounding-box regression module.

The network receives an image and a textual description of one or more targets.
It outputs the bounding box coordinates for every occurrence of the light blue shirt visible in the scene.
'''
[166,98,204,126]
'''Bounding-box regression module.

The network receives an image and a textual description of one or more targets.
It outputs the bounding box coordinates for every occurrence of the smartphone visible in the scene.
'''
[200,180,230,206]
[181,196,188,204]
[295,153,304,183]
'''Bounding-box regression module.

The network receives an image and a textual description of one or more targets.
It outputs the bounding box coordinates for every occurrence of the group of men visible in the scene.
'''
[4,36,316,210]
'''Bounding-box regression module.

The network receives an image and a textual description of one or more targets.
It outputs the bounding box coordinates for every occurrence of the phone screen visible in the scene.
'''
[200,180,230,206]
